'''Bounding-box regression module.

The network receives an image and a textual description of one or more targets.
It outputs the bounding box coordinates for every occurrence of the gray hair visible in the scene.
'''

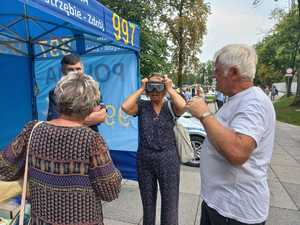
[214,44,257,81]
[54,72,100,119]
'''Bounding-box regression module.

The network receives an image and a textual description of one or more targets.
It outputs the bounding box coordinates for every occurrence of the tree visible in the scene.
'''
[253,0,300,106]
[255,8,299,86]
[99,0,171,78]
[157,0,210,87]
[294,0,300,106]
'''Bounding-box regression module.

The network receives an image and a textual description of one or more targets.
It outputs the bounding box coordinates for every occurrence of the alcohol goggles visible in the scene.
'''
[145,82,165,93]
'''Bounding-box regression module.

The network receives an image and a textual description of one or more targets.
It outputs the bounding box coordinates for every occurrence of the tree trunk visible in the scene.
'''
[178,47,183,88]
[177,0,184,88]
[291,79,300,106]
[291,65,300,106]
[292,0,300,106]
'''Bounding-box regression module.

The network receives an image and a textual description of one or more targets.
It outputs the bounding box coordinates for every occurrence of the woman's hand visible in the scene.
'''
[121,77,148,116]
[141,78,148,91]
[163,75,173,92]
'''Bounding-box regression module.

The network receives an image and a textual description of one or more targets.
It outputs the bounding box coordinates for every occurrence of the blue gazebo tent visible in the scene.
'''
[0,0,140,180]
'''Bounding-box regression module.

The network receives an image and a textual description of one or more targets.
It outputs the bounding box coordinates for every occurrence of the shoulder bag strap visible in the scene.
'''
[19,121,43,225]
[167,100,177,122]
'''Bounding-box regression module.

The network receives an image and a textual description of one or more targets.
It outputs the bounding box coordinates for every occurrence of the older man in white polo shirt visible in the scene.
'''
[186,44,275,225]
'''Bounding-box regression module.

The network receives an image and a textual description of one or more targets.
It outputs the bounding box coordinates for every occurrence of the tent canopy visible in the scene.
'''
[0,0,140,180]
[1,0,140,56]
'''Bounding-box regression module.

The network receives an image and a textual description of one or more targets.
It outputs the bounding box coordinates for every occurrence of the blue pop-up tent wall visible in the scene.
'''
[0,0,140,180]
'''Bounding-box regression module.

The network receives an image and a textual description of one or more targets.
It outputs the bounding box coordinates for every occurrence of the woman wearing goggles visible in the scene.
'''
[121,73,186,225]
[145,81,165,93]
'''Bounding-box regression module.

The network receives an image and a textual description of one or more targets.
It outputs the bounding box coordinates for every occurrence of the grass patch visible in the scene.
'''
[273,96,300,126]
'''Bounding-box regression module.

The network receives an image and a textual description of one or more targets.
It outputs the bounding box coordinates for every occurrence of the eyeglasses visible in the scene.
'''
[145,82,165,93]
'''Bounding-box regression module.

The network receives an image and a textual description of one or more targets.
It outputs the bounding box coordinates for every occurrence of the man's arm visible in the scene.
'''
[198,116,256,166]
[84,108,107,126]
[186,97,256,166]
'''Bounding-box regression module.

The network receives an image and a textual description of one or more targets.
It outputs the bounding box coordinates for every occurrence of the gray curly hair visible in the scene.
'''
[54,72,100,119]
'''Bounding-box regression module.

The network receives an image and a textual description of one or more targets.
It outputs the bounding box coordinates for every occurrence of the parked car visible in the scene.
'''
[177,112,206,167]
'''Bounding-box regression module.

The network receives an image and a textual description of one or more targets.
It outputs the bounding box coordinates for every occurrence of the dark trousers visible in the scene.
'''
[137,149,180,225]
[200,201,266,225]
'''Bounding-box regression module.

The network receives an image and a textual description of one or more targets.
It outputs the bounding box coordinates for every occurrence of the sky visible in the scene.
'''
[200,0,291,62]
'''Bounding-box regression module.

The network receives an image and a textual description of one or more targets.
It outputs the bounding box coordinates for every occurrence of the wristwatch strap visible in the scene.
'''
[199,111,213,121]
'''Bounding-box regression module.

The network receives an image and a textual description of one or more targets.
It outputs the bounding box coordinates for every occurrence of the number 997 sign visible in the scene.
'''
[112,13,136,47]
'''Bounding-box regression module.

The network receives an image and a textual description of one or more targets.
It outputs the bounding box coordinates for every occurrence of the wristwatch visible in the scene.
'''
[199,111,213,121]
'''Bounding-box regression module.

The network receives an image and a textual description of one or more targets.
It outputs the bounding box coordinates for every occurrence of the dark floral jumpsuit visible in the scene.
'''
[137,99,180,225]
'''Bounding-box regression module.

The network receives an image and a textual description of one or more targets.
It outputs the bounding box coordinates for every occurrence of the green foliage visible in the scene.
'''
[253,0,300,106]
[158,0,210,87]
[99,0,171,78]
[274,95,300,126]
[180,60,214,86]
[255,5,300,87]
[140,26,172,77]
[197,61,213,85]
[99,0,209,84]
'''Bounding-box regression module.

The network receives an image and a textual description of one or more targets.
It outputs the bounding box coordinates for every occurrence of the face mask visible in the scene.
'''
[146,82,165,93]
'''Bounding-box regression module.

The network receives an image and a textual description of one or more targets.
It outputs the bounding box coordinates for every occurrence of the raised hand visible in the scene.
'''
[163,75,173,92]
[141,78,148,91]
[186,96,210,120]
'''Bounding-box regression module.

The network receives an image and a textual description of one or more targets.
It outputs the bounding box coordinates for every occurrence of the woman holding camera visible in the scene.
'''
[122,73,186,225]
[0,73,122,225]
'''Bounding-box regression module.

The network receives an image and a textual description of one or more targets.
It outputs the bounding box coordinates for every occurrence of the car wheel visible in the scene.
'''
[183,135,205,167]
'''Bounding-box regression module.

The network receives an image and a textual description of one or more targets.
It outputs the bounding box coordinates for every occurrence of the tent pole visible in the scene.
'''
[28,41,38,120]
[24,1,38,120]
[136,52,141,88]
[75,34,86,55]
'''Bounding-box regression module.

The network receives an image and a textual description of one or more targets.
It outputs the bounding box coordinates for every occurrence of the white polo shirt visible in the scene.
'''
[200,86,276,224]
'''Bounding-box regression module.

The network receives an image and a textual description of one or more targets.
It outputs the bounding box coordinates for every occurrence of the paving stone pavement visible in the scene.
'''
[103,121,300,225]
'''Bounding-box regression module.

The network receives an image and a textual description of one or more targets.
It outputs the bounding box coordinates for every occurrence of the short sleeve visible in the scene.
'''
[229,101,266,146]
